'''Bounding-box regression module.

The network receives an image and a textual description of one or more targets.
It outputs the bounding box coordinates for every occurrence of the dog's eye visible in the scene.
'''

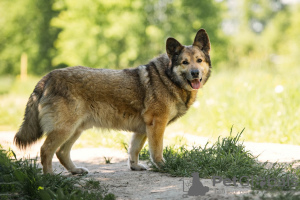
[182,61,189,65]
[197,58,202,63]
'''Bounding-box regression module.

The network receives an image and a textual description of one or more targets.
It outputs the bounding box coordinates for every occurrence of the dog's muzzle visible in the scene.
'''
[187,69,202,90]
[187,77,202,90]
[191,69,200,79]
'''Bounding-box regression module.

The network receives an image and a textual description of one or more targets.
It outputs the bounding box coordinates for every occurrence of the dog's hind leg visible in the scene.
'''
[40,128,74,174]
[56,129,88,175]
[128,132,147,170]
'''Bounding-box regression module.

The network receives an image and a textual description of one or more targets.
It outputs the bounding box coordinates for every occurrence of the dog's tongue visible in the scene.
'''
[191,79,201,89]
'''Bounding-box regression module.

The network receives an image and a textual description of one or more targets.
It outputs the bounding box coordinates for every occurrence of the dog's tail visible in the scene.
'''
[14,74,50,149]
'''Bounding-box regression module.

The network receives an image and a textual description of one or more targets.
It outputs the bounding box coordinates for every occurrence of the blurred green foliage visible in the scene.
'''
[1,0,299,75]
[0,0,61,75]
[0,0,300,145]
[227,0,300,70]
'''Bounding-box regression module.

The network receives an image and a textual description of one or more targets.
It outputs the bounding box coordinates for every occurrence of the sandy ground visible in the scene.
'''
[1,131,300,200]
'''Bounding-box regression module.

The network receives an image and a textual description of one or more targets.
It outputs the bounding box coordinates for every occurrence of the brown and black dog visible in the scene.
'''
[14,29,211,174]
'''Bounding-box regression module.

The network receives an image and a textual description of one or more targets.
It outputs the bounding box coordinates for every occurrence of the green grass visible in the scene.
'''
[242,192,300,200]
[104,157,112,164]
[0,76,40,131]
[73,128,131,149]
[138,128,300,192]
[0,76,14,95]
[167,66,300,144]
[0,65,300,145]
[0,145,115,200]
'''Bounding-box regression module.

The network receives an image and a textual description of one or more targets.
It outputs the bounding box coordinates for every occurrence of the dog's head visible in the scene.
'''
[166,29,211,91]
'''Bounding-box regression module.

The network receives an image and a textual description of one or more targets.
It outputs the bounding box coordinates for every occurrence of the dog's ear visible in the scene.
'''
[166,37,184,59]
[193,29,210,54]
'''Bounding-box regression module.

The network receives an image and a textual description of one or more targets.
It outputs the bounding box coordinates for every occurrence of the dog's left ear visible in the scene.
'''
[193,29,210,54]
[166,37,184,59]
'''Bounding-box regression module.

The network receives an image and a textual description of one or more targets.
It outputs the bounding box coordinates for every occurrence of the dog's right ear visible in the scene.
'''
[193,29,210,54]
[166,38,184,60]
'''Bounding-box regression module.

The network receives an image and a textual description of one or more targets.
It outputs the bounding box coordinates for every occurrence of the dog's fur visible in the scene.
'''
[14,29,211,174]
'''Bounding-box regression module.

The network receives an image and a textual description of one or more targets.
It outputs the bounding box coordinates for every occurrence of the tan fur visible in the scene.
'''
[14,29,212,174]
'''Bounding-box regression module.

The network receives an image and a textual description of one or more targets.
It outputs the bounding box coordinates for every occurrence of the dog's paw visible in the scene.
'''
[153,158,166,169]
[70,167,89,175]
[128,160,147,171]
[130,163,147,171]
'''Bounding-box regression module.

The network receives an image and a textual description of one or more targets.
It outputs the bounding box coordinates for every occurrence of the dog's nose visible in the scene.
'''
[191,69,199,78]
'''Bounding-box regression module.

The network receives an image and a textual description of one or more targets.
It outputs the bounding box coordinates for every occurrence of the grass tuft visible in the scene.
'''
[150,127,264,179]
[0,145,116,200]
[138,128,300,191]
[104,157,112,164]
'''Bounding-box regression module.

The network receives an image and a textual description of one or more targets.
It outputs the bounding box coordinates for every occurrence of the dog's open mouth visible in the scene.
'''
[187,78,202,89]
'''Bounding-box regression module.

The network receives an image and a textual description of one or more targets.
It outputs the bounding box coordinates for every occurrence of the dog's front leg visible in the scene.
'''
[146,116,168,168]
[128,132,148,170]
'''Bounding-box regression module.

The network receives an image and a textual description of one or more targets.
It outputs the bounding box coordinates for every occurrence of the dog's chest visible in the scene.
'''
[168,102,188,124]
[167,90,197,124]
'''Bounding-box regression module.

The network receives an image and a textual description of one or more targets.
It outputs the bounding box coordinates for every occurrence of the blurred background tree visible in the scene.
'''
[0,0,299,74]
[0,0,61,75]
[0,0,299,144]
[51,0,226,70]
[225,0,300,70]
[0,0,226,74]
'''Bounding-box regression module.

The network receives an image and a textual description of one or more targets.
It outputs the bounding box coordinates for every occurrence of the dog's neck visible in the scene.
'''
[151,54,198,108]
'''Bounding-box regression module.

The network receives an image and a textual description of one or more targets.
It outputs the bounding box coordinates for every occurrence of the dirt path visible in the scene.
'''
[2,131,300,199]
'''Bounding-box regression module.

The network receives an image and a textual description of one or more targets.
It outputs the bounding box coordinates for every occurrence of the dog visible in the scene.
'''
[14,29,211,174]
